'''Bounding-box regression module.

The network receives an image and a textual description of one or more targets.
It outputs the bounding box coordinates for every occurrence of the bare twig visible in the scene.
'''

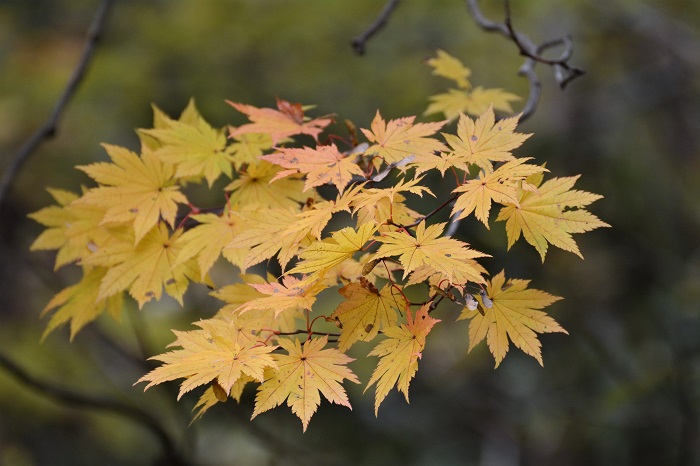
[0,0,114,209]
[466,0,585,122]
[351,0,402,55]
[0,351,187,464]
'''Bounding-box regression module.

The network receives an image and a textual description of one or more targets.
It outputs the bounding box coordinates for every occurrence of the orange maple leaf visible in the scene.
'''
[235,276,323,317]
[260,144,364,194]
[365,305,439,415]
[228,98,332,144]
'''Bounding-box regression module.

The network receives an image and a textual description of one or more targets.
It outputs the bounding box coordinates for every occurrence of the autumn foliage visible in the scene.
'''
[29,51,608,430]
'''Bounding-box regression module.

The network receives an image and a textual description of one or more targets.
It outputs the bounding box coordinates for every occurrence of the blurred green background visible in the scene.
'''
[1,0,699,465]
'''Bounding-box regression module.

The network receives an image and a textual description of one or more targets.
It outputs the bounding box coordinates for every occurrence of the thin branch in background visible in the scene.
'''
[466,0,585,122]
[0,351,187,465]
[351,0,402,55]
[0,0,114,209]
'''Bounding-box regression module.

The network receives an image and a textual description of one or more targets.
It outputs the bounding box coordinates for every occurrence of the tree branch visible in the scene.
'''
[351,0,402,55]
[466,0,585,122]
[0,351,187,464]
[0,0,114,209]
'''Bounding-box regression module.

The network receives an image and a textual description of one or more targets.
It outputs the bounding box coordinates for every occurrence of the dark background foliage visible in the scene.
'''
[1,1,699,465]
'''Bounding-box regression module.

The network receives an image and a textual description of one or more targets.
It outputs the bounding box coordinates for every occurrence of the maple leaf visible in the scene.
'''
[137,318,277,399]
[228,98,332,144]
[235,276,324,317]
[40,266,123,341]
[192,375,256,421]
[28,188,99,269]
[227,132,274,169]
[287,223,376,276]
[225,161,308,209]
[425,87,521,121]
[442,108,530,172]
[373,221,488,284]
[175,207,246,278]
[226,207,303,270]
[29,190,134,270]
[361,111,447,165]
[331,280,407,351]
[210,273,267,313]
[260,144,364,194]
[458,271,566,367]
[451,158,547,227]
[138,99,208,150]
[426,49,472,89]
[252,336,359,431]
[351,177,433,218]
[83,223,202,308]
[211,275,301,334]
[142,117,234,187]
[77,144,188,244]
[276,186,364,263]
[365,305,439,415]
[28,188,79,256]
[496,175,610,261]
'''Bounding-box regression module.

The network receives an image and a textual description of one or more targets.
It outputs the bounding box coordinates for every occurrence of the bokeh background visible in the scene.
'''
[1,1,699,465]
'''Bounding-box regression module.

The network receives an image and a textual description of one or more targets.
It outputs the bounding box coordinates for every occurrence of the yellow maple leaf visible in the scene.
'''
[331,279,407,351]
[227,132,274,169]
[496,175,610,261]
[210,273,268,313]
[228,98,332,144]
[252,336,359,432]
[364,305,439,415]
[83,223,201,308]
[29,188,85,268]
[425,87,521,121]
[142,119,234,187]
[443,108,530,172]
[138,99,208,150]
[225,161,308,209]
[226,207,303,270]
[137,318,278,399]
[260,144,365,194]
[426,49,472,89]
[355,194,422,233]
[40,266,123,341]
[458,271,566,367]
[29,189,136,270]
[77,144,188,244]
[282,185,362,251]
[191,375,256,421]
[361,111,447,165]
[373,221,488,284]
[287,223,376,276]
[175,207,247,278]
[451,158,547,227]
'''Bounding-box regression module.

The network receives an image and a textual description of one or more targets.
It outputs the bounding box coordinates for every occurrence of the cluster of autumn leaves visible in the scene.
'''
[29,52,607,431]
